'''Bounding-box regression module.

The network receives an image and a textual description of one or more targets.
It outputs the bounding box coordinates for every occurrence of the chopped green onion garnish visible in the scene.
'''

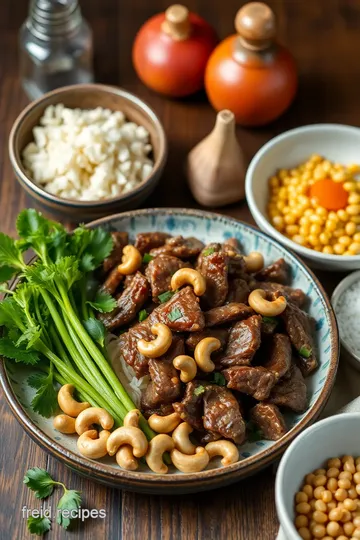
[158,290,174,303]
[194,385,205,396]
[202,247,216,257]
[168,308,183,322]
[262,316,278,325]
[212,372,226,386]
[138,309,148,322]
[299,346,312,358]
[142,253,154,264]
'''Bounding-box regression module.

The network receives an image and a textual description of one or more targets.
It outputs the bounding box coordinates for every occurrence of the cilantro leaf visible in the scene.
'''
[0,338,40,364]
[28,372,49,390]
[83,318,106,347]
[16,209,50,238]
[31,371,58,417]
[138,309,148,322]
[142,253,154,264]
[80,253,95,273]
[87,290,117,313]
[56,490,82,529]
[194,385,205,396]
[168,308,182,322]
[24,468,55,499]
[0,265,17,283]
[158,290,174,303]
[16,326,42,349]
[0,232,25,269]
[71,226,113,271]
[212,372,226,386]
[299,346,312,358]
[202,247,216,257]
[0,297,27,329]
[27,516,51,536]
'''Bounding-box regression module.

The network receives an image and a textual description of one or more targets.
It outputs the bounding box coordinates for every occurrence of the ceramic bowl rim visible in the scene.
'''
[0,208,339,488]
[332,269,360,364]
[275,412,360,538]
[8,83,167,208]
[245,123,360,263]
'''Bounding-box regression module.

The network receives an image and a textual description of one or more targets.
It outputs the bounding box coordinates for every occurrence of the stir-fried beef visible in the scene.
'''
[222,237,241,254]
[262,334,292,380]
[173,381,205,431]
[203,385,246,444]
[186,328,229,352]
[101,267,123,295]
[119,320,153,377]
[205,303,254,327]
[220,315,262,367]
[149,286,205,332]
[100,272,149,330]
[250,403,287,440]
[269,364,308,413]
[250,280,306,307]
[226,278,250,303]
[134,232,171,255]
[142,403,175,419]
[197,249,229,308]
[103,231,129,273]
[145,255,190,302]
[255,258,289,284]
[261,316,279,336]
[223,366,276,401]
[150,236,204,259]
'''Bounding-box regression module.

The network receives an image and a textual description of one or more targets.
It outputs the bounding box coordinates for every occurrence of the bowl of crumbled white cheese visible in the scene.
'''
[9,84,167,220]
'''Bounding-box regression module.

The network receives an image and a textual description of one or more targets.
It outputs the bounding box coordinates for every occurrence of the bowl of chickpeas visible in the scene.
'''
[246,124,360,270]
[276,413,360,539]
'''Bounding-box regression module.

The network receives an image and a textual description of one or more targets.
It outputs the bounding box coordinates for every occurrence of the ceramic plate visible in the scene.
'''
[0,209,339,494]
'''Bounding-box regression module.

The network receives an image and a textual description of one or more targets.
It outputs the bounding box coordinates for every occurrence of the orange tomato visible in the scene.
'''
[309,178,348,211]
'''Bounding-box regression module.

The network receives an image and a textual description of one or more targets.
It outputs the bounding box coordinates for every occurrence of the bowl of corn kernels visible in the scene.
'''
[276,413,360,540]
[245,124,360,270]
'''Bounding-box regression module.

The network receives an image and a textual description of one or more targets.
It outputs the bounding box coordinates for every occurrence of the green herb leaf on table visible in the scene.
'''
[31,371,58,418]
[23,468,56,499]
[0,337,40,364]
[168,308,183,322]
[194,385,206,396]
[83,318,106,347]
[56,490,82,530]
[212,372,226,386]
[202,247,216,257]
[87,290,117,313]
[158,290,175,303]
[299,346,312,358]
[138,309,148,322]
[27,516,51,536]
[142,253,154,264]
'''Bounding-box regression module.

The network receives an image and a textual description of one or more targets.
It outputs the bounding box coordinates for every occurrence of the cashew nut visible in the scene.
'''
[57,384,90,417]
[148,412,181,434]
[171,447,209,473]
[115,409,142,470]
[243,251,264,273]
[146,434,175,474]
[173,355,197,383]
[194,337,220,373]
[205,440,239,466]
[75,407,114,435]
[137,322,172,358]
[53,414,76,434]
[172,422,196,455]
[106,426,148,458]
[170,268,206,296]
[118,245,142,275]
[77,429,110,459]
[123,409,141,427]
[248,289,287,316]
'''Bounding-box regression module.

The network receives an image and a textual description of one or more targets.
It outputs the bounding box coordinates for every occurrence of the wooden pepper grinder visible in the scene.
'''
[205,2,298,126]
[187,110,246,207]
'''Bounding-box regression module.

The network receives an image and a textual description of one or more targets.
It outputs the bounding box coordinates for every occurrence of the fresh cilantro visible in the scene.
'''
[262,316,278,325]
[142,253,154,264]
[0,232,25,270]
[71,226,113,271]
[202,247,216,257]
[138,309,148,322]
[0,265,17,283]
[0,297,27,329]
[299,346,312,359]
[28,372,49,389]
[194,385,206,396]
[87,290,117,313]
[30,371,58,417]
[212,372,226,386]
[158,290,175,303]
[27,516,51,536]
[246,421,264,442]
[0,338,40,365]
[168,308,183,322]
[16,208,50,239]
[56,490,82,529]
[16,326,42,350]
[24,468,56,499]
[83,318,106,347]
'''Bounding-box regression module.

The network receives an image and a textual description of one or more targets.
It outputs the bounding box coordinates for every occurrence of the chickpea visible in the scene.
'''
[316,500,328,512]
[353,516,360,528]
[312,523,326,538]
[296,502,311,514]
[339,471,352,480]
[327,468,340,478]
[295,515,309,528]
[296,492,309,503]
[323,246,334,254]
[328,458,342,469]
[329,508,343,521]
[348,488,358,499]
[344,461,356,473]
[303,484,314,498]
[335,488,348,502]
[353,528,360,539]
[310,499,318,511]
[322,491,333,503]
[356,484,360,496]
[327,478,338,492]
[346,221,357,235]
[315,486,327,499]
[313,510,328,524]
[298,527,311,539]
[327,502,336,511]
[314,475,328,487]
[333,243,346,255]
[338,478,351,490]
[326,521,341,536]
[349,242,360,254]
[344,522,355,536]
[340,509,352,522]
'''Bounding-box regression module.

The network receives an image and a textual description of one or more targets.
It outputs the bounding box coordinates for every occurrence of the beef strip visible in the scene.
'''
[277,294,317,376]
[145,255,190,302]
[186,328,229,352]
[269,363,308,412]
[149,286,205,332]
[103,231,129,273]
[250,280,306,307]
[226,278,250,303]
[173,381,205,431]
[150,236,204,259]
[250,403,287,441]
[118,320,153,377]
[134,232,171,255]
[101,267,124,295]
[142,404,175,419]
[197,249,229,308]
[222,237,241,254]
[99,272,149,330]
[220,315,262,367]
[254,258,289,283]
[261,316,279,336]
[202,384,246,444]
[262,334,292,380]
[223,365,276,401]
[205,303,254,327]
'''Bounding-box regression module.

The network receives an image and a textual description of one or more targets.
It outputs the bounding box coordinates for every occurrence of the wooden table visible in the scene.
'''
[0,0,357,538]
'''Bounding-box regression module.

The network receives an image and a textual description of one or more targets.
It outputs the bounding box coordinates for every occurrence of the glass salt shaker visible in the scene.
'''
[19,0,94,100]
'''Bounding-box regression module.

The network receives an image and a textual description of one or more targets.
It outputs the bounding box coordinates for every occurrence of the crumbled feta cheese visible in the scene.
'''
[22,104,154,201]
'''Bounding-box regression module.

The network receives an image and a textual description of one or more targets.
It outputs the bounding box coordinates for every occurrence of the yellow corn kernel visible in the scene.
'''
[283,177,292,186]
[308,235,320,247]
[347,204,360,216]
[310,197,320,208]
[269,176,280,188]
[332,171,346,183]
[319,232,330,245]
[338,236,351,246]
[351,216,360,224]
[302,171,311,182]
[316,207,328,218]
[348,193,360,205]
[349,242,360,254]
[328,211,338,221]
[279,169,289,180]
[322,245,334,254]
[347,164,360,173]
[345,222,356,236]
[284,214,297,225]
[304,209,313,217]
[277,201,286,212]
[337,209,349,222]
[343,181,357,192]
[333,243,345,255]
[310,154,322,163]
[309,214,323,224]
[325,220,337,232]
[310,223,321,235]
[286,225,299,236]
[272,216,285,231]
[333,228,345,238]
[299,216,310,226]
[353,232,360,243]
[292,235,306,245]
[322,160,331,172]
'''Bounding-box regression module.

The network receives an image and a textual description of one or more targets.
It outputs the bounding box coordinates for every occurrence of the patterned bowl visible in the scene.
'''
[0,209,339,494]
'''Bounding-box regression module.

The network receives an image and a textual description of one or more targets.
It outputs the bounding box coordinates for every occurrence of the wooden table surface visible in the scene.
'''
[0,0,357,538]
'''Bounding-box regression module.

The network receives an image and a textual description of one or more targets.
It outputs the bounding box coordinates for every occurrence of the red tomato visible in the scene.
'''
[132,12,218,98]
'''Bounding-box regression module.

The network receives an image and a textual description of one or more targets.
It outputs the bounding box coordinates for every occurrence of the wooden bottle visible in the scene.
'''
[187,110,246,207]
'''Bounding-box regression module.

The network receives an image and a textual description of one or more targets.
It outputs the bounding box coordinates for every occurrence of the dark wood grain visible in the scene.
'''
[0,0,356,538]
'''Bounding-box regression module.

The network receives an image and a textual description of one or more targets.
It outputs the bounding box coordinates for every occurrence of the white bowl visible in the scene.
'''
[275,413,360,539]
[245,124,360,271]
